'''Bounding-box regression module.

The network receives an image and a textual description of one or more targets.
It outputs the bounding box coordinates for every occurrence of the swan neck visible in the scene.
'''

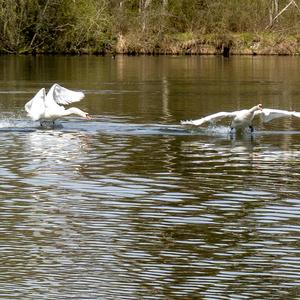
[250,105,260,113]
[65,107,86,118]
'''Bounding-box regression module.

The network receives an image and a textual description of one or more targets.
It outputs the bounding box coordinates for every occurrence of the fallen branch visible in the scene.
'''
[266,0,300,29]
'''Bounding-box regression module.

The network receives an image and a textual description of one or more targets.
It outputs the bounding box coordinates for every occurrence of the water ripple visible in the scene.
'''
[0,119,300,298]
[3,54,300,300]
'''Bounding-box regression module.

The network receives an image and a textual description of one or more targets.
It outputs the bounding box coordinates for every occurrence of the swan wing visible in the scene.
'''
[293,112,300,118]
[255,108,297,123]
[181,111,239,126]
[24,88,46,121]
[48,83,85,105]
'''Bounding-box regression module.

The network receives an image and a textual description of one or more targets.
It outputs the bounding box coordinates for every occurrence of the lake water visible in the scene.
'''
[0,55,299,299]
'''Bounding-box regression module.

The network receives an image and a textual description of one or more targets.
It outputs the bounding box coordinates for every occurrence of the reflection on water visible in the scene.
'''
[0,56,300,299]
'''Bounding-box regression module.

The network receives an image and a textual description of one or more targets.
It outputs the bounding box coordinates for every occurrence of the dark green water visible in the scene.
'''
[0,55,299,299]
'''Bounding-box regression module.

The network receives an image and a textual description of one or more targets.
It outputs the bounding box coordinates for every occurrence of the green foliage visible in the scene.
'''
[0,0,112,53]
[0,0,299,54]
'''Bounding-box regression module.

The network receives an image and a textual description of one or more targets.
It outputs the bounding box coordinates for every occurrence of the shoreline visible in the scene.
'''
[1,33,300,56]
[114,33,300,56]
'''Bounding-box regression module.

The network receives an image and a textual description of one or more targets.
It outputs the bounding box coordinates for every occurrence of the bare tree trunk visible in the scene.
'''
[269,0,279,27]
[162,0,168,10]
[274,0,279,14]
[140,0,152,31]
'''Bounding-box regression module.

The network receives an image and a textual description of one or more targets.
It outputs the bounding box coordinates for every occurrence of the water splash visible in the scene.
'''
[0,117,36,131]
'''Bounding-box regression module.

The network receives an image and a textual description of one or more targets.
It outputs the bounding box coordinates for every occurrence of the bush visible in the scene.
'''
[0,0,299,54]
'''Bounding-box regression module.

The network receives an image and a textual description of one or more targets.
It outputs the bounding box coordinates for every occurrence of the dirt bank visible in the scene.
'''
[115,33,300,56]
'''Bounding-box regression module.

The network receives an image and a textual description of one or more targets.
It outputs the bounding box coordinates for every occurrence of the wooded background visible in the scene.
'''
[1,0,299,54]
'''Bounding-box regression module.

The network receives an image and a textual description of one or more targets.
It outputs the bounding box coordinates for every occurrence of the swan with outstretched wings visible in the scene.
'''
[25,83,91,125]
[181,104,300,132]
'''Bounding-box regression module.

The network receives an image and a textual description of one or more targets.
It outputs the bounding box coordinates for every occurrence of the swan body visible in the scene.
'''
[181,104,300,132]
[231,104,263,131]
[25,83,91,124]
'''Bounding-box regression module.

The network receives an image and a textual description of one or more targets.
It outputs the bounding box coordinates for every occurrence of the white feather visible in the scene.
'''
[293,112,300,118]
[181,111,239,126]
[48,83,84,105]
[255,108,297,123]
[181,105,300,131]
[25,84,89,122]
[24,88,46,121]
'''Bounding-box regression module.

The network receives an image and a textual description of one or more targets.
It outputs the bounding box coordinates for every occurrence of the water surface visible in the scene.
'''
[0,55,299,299]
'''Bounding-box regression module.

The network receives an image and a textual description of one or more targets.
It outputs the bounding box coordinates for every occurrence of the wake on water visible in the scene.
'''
[0,118,37,132]
[0,117,224,136]
[0,116,300,137]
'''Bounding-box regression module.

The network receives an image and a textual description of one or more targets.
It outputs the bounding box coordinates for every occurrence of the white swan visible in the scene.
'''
[25,83,91,125]
[181,104,300,132]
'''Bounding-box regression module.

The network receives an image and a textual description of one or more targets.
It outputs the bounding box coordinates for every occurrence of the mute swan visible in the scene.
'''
[25,83,91,125]
[181,104,300,133]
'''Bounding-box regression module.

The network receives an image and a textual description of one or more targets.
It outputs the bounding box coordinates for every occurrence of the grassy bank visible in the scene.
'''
[1,0,300,56]
[115,32,300,56]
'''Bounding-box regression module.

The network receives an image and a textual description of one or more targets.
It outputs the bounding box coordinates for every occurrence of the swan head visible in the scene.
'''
[85,113,92,120]
[80,111,92,120]
[257,104,263,110]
